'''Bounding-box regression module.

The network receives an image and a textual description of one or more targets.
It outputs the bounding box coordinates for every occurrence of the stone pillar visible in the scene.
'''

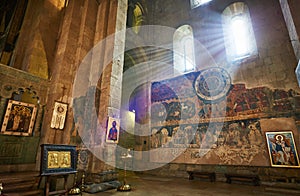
[40,0,98,145]
[89,0,128,174]
[279,0,300,60]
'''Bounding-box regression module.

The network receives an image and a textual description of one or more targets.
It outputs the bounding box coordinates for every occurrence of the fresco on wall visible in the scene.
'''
[150,68,298,166]
[150,119,268,165]
[152,84,296,123]
[151,70,297,124]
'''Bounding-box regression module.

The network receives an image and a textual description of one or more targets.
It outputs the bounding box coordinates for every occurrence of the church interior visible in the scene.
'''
[0,0,300,195]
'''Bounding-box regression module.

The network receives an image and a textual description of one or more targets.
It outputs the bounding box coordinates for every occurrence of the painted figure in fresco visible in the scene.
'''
[171,126,179,145]
[247,122,263,146]
[225,123,242,147]
[217,132,225,146]
[213,124,223,147]
[161,128,169,147]
[194,131,201,147]
[151,129,162,148]
[181,101,195,119]
[201,130,215,149]
[151,128,158,148]
[184,126,194,145]
[108,121,118,141]
[167,102,181,120]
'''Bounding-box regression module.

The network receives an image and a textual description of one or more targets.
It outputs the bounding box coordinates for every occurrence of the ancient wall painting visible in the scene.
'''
[265,131,300,168]
[149,68,298,166]
[151,70,297,124]
[150,120,269,165]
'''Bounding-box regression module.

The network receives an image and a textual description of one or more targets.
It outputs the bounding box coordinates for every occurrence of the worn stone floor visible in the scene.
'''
[80,173,300,196]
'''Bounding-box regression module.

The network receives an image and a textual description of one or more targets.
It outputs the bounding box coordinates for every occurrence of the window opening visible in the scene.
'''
[222,2,257,62]
[173,25,195,74]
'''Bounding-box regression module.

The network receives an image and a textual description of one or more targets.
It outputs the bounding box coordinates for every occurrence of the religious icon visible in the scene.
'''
[1,100,37,136]
[48,151,59,168]
[265,131,300,168]
[50,101,68,129]
[40,144,77,175]
[61,152,71,168]
[106,117,120,143]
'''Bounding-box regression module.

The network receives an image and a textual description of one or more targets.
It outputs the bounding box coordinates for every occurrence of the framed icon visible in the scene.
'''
[265,131,300,168]
[40,144,77,175]
[106,117,120,144]
[1,100,37,136]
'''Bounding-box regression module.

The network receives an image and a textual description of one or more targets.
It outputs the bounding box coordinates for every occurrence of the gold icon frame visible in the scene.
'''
[40,144,77,175]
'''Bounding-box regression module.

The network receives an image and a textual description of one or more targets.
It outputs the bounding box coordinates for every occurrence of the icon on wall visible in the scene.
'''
[106,117,120,144]
[40,144,77,175]
[265,131,300,168]
[50,101,68,129]
[1,100,37,136]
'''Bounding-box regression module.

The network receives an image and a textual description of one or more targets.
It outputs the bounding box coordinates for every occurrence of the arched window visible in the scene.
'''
[127,1,145,34]
[173,25,196,74]
[222,2,257,62]
[190,0,213,9]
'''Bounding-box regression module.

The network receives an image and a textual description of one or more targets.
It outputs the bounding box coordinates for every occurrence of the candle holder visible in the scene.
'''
[68,172,81,195]
[80,172,86,191]
[117,149,132,192]
[0,182,3,195]
[69,147,88,195]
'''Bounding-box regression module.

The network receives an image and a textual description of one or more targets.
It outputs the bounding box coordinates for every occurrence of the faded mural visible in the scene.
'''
[150,68,298,166]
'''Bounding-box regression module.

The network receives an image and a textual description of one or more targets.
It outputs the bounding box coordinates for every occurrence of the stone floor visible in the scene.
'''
[80,173,300,196]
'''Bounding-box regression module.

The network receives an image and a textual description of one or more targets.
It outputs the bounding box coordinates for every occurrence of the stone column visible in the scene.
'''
[89,0,128,173]
[40,0,98,145]
[279,0,300,60]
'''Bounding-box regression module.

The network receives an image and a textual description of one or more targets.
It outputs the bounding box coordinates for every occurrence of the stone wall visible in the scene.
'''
[0,64,49,172]
[280,0,300,60]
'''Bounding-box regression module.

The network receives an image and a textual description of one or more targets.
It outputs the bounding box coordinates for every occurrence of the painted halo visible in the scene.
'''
[194,67,231,101]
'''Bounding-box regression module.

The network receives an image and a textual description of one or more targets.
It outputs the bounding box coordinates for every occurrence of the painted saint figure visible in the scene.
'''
[108,120,118,141]
[273,135,290,165]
